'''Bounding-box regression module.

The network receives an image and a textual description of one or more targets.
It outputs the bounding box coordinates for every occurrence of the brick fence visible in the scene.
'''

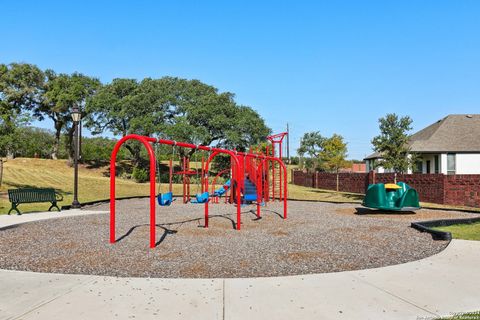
[291,170,480,208]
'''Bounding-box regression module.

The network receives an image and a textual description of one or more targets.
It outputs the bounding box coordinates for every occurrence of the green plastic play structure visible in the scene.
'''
[362,182,421,211]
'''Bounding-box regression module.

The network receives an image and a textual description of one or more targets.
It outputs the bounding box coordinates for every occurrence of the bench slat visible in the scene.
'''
[8,188,58,204]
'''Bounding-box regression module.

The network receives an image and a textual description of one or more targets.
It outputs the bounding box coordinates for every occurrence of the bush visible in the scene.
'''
[289,156,300,165]
[81,137,128,162]
[0,126,55,158]
[132,166,148,183]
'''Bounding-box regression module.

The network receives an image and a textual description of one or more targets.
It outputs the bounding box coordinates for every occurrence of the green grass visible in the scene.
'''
[1,158,480,215]
[0,158,364,214]
[433,222,480,241]
[0,158,179,214]
[436,311,480,319]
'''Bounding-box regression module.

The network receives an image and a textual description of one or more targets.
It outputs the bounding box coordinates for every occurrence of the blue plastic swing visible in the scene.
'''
[190,191,210,204]
[157,191,175,206]
[213,179,231,196]
[155,143,177,207]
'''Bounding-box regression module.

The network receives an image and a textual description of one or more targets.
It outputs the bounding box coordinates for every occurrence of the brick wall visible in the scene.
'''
[444,174,480,207]
[292,170,315,188]
[291,169,480,208]
[372,173,445,204]
[315,172,368,194]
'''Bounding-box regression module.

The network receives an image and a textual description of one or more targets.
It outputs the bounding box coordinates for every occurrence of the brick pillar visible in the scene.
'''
[441,174,446,205]
[366,170,375,193]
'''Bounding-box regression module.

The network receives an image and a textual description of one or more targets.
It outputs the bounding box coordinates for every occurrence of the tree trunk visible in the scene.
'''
[0,159,3,187]
[4,121,15,159]
[66,126,76,166]
[336,171,339,192]
[124,143,141,167]
[51,119,63,160]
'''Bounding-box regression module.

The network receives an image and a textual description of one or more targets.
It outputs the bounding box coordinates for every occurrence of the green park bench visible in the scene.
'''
[7,188,63,215]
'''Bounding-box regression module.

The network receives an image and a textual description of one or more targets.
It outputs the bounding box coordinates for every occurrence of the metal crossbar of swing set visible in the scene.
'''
[110,134,288,249]
[204,150,288,218]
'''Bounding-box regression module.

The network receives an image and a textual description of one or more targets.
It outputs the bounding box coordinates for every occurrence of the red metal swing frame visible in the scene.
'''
[110,133,288,249]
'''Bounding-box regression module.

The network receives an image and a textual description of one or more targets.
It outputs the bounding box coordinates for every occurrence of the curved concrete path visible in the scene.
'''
[0,210,479,320]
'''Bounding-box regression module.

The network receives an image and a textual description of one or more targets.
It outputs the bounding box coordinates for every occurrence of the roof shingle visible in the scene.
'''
[364,114,480,159]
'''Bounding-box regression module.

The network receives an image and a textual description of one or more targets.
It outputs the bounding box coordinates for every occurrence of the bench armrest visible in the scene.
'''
[55,192,64,202]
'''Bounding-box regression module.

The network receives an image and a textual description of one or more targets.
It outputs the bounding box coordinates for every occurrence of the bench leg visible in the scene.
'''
[8,203,21,215]
[48,202,61,212]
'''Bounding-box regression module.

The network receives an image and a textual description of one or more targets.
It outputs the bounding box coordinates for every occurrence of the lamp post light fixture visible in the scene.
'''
[71,105,82,209]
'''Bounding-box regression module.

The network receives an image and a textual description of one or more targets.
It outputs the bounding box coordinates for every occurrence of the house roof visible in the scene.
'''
[364,114,480,160]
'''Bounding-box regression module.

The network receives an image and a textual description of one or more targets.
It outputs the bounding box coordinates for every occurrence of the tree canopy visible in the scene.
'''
[320,134,349,173]
[297,131,325,171]
[0,63,44,158]
[371,113,415,174]
[36,70,100,160]
[86,77,270,162]
[0,62,272,177]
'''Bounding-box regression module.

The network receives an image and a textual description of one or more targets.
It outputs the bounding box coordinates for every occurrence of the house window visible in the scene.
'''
[414,161,422,173]
[434,155,439,173]
[447,153,456,175]
[426,160,431,174]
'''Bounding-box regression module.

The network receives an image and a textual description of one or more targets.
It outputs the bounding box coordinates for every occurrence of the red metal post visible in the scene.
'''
[110,134,157,248]
[182,157,186,203]
[205,201,209,227]
[169,158,173,192]
[272,143,275,201]
[279,143,283,200]
[201,156,205,193]
[110,134,281,248]
[256,159,261,217]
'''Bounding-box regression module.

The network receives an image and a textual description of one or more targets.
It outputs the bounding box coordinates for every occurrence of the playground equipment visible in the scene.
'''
[155,143,175,206]
[267,132,288,202]
[110,133,288,248]
[362,182,421,211]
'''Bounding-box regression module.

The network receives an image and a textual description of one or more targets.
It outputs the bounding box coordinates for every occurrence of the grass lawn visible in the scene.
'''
[0,158,364,214]
[433,222,480,241]
[436,311,480,319]
[0,158,168,214]
[1,157,479,214]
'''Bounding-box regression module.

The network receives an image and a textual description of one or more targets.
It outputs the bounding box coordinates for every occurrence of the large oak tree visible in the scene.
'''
[35,70,100,160]
[0,63,44,158]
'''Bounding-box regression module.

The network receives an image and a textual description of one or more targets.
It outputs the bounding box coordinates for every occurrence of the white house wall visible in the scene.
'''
[455,153,480,174]
[440,153,448,174]
[366,153,480,174]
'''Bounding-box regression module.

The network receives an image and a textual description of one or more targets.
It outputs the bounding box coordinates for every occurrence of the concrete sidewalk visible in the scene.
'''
[0,209,106,229]
[0,210,479,320]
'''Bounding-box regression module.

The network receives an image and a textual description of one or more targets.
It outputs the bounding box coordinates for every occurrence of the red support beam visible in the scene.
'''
[110,134,288,249]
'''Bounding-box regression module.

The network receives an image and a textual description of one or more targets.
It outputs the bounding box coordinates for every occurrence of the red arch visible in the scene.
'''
[110,134,157,247]
[110,134,243,248]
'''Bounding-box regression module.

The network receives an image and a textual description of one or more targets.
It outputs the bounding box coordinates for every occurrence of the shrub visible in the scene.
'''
[132,166,148,183]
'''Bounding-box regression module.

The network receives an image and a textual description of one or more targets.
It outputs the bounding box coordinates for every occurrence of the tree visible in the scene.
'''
[0,126,55,158]
[320,134,349,191]
[85,78,167,164]
[371,113,416,177]
[0,63,44,158]
[297,131,325,171]
[162,79,270,153]
[86,77,270,166]
[36,70,100,160]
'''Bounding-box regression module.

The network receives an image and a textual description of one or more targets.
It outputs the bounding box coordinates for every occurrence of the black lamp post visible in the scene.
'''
[71,105,82,209]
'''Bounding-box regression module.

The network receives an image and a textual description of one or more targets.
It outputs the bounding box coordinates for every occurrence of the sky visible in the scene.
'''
[1,1,480,159]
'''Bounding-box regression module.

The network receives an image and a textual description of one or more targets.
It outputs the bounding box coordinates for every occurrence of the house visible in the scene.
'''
[365,114,480,174]
[339,163,367,173]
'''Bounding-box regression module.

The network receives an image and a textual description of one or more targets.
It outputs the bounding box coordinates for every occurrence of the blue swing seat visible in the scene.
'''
[213,179,231,196]
[157,192,174,206]
[191,191,210,204]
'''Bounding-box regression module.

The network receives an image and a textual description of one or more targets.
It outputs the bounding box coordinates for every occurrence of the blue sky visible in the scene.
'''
[2,1,479,159]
